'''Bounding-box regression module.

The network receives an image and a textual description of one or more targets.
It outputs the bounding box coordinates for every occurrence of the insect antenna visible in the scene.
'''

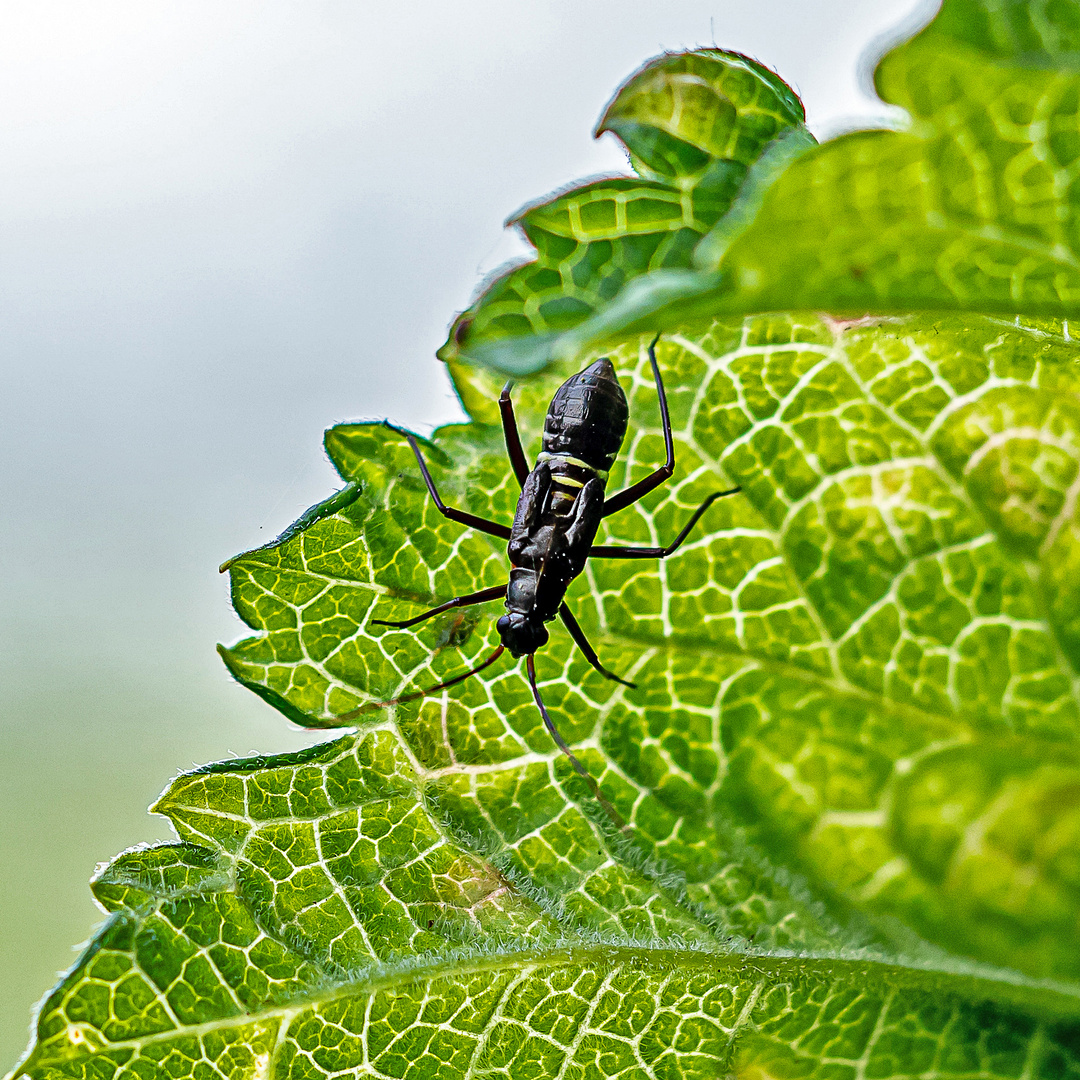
[526,654,627,830]
[332,644,506,723]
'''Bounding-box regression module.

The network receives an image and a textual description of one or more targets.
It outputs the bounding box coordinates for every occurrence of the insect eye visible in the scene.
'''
[496,614,548,657]
[495,615,517,650]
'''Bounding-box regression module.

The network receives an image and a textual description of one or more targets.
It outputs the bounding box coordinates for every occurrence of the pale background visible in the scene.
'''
[0,0,930,1063]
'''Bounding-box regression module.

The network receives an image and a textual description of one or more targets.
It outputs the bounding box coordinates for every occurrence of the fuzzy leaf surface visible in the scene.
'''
[13,723,1080,1080]
[220,316,1080,982]
[14,317,1080,1078]
[442,48,812,373]
[442,0,1080,375]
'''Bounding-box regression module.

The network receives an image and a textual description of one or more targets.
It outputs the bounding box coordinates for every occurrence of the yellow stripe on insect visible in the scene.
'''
[536,452,608,480]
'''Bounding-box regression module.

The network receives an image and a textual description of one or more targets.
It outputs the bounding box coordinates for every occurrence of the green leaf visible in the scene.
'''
[441,0,1080,376]
[14,727,1080,1079]
[441,49,813,374]
[220,315,1080,990]
[695,0,1080,315]
[18,316,1080,1078]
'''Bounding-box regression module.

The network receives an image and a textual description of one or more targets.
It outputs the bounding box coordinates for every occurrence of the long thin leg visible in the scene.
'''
[404,433,511,540]
[372,583,508,630]
[559,604,635,688]
[500,382,530,487]
[602,335,673,518]
[333,644,506,723]
[526,654,626,830]
[590,487,741,559]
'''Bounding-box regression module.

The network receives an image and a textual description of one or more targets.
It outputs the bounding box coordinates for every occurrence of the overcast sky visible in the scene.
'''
[0,0,933,1061]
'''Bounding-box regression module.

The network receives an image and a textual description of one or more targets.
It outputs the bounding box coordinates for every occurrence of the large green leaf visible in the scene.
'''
[220,316,1080,984]
[17,317,1080,1078]
[441,49,814,374]
[443,0,1080,375]
[13,719,1080,1079]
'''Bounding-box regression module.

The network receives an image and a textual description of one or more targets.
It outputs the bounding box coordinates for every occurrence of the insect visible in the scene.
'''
[365,337,741,804]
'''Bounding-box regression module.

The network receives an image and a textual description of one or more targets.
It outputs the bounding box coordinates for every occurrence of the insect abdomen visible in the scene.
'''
[542,357,628,475]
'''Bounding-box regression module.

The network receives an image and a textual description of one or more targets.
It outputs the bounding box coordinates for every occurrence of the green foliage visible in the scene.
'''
[440,50,813,374]
[442,0,1080,376]
[13,1,1080,1077]
[17,319,1080,1078]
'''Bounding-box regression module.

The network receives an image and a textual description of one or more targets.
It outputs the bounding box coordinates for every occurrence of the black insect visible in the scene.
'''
[366,337,740,802]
